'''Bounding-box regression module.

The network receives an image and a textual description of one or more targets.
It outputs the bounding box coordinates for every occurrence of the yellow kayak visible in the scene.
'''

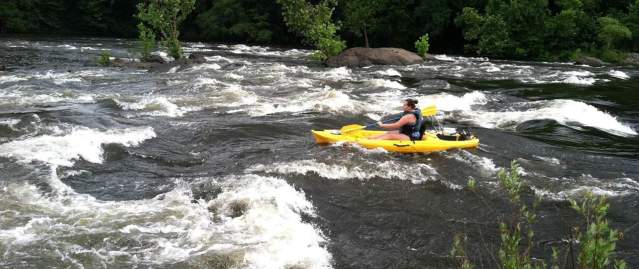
[311,129,479,153]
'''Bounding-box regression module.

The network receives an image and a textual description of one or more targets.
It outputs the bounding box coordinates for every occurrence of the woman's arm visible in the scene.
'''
[378,114,416,130]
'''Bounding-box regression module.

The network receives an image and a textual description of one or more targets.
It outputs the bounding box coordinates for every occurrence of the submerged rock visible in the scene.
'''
[326,47,423,67]
[574,56,605,66]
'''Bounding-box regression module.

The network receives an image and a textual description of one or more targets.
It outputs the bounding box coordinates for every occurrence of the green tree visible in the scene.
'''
[341,0,387,48]
[196,0,274,43]
[0,0,64,33]
[598,16,632,50]
[276,0,345,61]
[625,0,639,51]
[136,0,196,60]
[457,8,512,57]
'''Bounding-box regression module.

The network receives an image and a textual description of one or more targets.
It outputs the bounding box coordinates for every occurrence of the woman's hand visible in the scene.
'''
[377,121,383,127]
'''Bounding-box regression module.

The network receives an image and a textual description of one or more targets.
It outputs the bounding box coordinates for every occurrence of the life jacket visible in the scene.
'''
[399,108,423,140]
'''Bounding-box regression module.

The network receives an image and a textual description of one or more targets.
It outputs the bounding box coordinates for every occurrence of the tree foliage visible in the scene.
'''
[341,0,386,48]
[1,0,638,62]
[276,0,345,61]
[196,0,274,43]
[136,0,196,60]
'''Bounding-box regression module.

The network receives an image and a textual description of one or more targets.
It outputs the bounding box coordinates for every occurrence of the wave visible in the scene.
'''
[472,99,637,136]
[115,96,193,117]
[247,159,450,186]
[0,126,156,166]
[0,173,331,268]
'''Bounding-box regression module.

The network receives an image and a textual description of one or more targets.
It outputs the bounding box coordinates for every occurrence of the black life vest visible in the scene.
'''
[399,109,423,140]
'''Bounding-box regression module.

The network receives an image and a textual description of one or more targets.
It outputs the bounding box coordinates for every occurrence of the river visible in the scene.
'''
[0,37,638,268]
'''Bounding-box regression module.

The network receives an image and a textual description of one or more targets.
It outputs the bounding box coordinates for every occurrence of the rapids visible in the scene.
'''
[1,37,638,268]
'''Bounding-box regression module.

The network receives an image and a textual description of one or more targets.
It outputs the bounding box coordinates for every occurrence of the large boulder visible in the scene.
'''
[623,53,639,66]
[326,47,423,67]
[574,56,605,66]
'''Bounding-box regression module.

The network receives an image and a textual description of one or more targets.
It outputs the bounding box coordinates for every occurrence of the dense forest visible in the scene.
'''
[1,0,638,61]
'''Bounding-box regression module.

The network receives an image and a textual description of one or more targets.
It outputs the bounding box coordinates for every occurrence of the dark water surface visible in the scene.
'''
[1,37,638,268]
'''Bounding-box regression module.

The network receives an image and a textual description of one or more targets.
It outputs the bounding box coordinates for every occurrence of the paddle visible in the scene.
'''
[339,105,437,134]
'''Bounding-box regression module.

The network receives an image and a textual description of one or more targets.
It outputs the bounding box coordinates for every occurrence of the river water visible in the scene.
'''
[0,37,638,268]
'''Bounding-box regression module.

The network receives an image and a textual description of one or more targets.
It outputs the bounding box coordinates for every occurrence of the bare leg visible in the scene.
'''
[369,130,398,139]
[369,131,412,141]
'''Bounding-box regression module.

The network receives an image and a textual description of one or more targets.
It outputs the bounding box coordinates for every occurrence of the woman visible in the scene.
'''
[369,98,423,140]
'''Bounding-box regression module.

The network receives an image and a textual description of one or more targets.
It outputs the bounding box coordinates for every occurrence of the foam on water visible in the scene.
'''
[229,44,312,58]
[249,87,361,117]
[375,68,402,77]
[321,67,351,80]
[187,63,222,71]
[247,159,448,186]
[365,79,407,89]
[419,91,489,112]
[609,70,630,80]
[57,44,77,50]
[0,118,20,128]
[0,173,332,268]
[115,96,192,117]
[0,126,156,166]
[445,151,499,176]
[211,85,259,108]
[471,99,637,136]
[433,55,456,61]
[0,75,28,84]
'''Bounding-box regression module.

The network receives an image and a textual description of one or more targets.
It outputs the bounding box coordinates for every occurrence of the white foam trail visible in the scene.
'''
[0,118,20,127]
[472,99,637,136]
[247,159,447,186]
[249,87,363,117]
[321,67,351,79]
[522,70,597,85]
[419,91,488,111]
[445,151,499,175]
[188,63,222,71]
[433,55,456,61]
[375,68,401,77]
[609,70,630,79]
[365,79,406,89]
[0,127,156,166]
[211,85,259,108]
[205,55,235,63]
[533,155,561,165]
[116,96,191,117]
[224,73,244,80]
[229,44,312,58]
[0,75,27,84]
[0,174,332,268]
[563,76,596,85]
[57,44,77,50]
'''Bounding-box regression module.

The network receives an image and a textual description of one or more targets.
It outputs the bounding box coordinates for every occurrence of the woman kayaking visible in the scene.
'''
[369,98,423,140]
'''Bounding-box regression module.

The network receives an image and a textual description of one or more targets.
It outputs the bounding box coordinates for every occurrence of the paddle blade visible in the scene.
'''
[340,124,364,134]
[421,105,437,117]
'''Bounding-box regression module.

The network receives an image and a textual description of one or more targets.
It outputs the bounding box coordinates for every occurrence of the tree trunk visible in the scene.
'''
[364,24,369,48]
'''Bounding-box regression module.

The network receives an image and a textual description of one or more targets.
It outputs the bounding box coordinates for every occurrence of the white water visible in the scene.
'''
[0,126,156,166]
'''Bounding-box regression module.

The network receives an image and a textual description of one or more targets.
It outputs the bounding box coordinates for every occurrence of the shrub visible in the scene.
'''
[136,0,195,60]
[97,50,111,66]
[414,34,430,58]
[137,23,156,61]
[570,192,625,269]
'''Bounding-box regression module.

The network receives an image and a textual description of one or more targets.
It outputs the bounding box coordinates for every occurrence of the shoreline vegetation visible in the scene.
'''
[1,0,638,65]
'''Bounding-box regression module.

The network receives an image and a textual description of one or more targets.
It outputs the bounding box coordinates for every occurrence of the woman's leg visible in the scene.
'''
[369,131,411,140]
[369,130,398,139]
